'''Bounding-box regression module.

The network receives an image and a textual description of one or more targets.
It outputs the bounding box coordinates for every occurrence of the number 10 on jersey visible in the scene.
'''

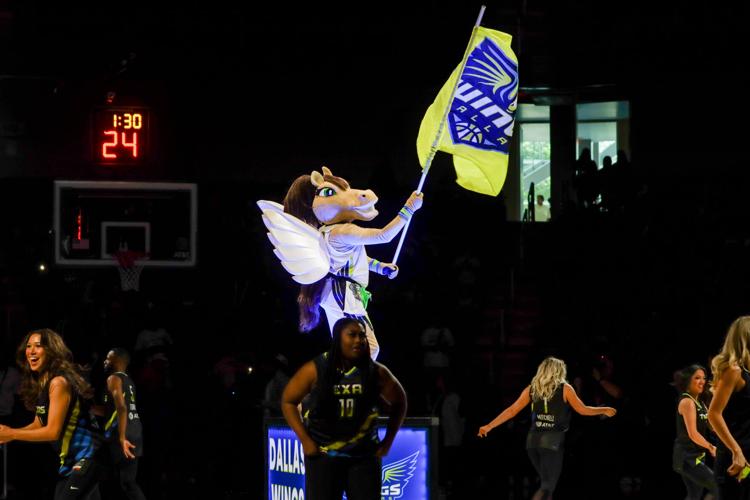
[339,398,354,418]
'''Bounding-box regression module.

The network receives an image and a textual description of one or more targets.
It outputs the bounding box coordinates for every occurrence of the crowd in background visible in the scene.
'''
[0,149,747,499]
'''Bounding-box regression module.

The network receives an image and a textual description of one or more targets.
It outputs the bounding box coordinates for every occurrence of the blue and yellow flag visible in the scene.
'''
[417,27,518,196]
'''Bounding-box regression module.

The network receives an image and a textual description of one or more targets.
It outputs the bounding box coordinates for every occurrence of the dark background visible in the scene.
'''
[1,1,749,499]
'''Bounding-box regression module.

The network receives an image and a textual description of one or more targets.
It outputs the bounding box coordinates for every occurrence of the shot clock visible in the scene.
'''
[92,107,149,164]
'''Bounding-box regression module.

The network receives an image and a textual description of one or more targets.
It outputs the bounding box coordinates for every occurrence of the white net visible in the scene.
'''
[117,263,144,292]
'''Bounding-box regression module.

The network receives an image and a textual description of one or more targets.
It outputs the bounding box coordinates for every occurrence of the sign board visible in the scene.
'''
[264,417,437,500]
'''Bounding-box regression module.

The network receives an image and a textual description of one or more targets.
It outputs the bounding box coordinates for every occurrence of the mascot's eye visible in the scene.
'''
[316,187,336,197]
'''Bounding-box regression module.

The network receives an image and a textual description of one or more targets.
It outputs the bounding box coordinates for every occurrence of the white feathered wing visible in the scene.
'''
[257,200,330,285]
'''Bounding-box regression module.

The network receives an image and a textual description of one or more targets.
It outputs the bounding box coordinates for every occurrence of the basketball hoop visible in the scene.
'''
[113,250,148,292]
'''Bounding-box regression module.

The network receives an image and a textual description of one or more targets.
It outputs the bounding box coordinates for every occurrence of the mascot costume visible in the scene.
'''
[258,166,423,359]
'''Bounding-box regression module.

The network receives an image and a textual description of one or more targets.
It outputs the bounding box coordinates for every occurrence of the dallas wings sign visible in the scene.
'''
[265,424,432,500]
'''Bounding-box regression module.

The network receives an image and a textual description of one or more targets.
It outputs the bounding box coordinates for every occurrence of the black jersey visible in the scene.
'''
[103,371,143,459]
[36,375,102,477]
[304,353,380,457]
[527,384,571,450]
[673,393,710,469]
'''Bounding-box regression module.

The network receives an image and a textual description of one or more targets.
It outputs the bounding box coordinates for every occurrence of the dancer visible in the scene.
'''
[281,317,407,500]
[101,348,146,500]
[0,329,104,500]
[477,357,616,500]
[258,166,423,359]
[708,316,750,499]
[672,364,718,499]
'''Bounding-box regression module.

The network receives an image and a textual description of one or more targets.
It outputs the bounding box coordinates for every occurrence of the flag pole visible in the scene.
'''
[391,5,487,266]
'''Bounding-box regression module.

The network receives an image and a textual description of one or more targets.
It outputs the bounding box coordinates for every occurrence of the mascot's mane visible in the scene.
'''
[282,171,350,331]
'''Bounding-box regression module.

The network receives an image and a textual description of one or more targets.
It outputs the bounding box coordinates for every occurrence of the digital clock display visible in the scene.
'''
[92,107,149,164]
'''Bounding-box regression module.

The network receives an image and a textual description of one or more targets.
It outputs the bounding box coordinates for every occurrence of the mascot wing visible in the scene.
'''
[257,200,330,285]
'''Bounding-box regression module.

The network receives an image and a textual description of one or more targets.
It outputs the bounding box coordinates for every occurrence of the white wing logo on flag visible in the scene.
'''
[381,451,419,499]
[449,37,518,153]
[463,40,516,97]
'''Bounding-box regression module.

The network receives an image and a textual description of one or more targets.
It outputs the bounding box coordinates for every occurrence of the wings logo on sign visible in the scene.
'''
[342,451,420,500]
[381,451,420,499]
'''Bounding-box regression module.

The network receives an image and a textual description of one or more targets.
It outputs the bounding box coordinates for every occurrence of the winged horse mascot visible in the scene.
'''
[258,166,423,359]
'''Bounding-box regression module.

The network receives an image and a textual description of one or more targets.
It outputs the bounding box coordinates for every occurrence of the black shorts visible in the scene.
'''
[54,455,107,500]
[304,453,381,500]
[715,447,750,500]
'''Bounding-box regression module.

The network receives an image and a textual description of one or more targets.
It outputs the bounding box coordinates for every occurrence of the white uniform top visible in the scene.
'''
[319,225,369,287]
[318,224,370,329]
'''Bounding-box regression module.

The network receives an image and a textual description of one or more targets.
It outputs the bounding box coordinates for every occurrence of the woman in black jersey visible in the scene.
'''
[282,317,407,500]
[672,364,718,499]
[477,357,616,500]
[0,329,104,500]
[709,316,750,499]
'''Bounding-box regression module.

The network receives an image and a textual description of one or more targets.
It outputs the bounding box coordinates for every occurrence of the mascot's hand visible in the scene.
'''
[382,263,399,279]
[406,191,424,212]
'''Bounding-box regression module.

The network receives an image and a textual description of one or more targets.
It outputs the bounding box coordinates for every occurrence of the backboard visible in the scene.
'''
[54,181,197,267]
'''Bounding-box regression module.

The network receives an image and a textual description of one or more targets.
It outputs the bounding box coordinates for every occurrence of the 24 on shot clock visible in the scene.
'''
[91,107,150,165]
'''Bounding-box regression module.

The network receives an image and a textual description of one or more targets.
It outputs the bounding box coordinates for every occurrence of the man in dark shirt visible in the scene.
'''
[102,348,146,500]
